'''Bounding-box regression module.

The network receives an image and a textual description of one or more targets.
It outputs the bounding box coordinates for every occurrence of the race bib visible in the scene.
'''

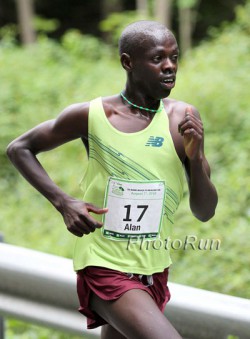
[102,177,165,241]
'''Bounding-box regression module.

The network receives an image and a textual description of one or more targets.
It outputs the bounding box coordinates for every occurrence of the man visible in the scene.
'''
[7,21,218,338]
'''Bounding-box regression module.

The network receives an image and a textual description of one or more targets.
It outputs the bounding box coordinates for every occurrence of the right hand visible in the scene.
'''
[59,197,108,237]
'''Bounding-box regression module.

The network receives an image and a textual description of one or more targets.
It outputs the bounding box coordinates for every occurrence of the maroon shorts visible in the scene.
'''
[76,266,171,329]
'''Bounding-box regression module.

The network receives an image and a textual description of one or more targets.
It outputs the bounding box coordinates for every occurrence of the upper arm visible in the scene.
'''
[9,102,89,154]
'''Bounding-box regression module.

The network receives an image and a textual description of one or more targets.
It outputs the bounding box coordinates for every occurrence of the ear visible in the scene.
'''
[120,53,133,72]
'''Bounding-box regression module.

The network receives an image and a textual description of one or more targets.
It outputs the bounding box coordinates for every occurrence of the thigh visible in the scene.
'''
[91,288,182,339]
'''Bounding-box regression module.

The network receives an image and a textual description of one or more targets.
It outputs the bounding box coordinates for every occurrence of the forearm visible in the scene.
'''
[7,144,69,211]
[188,157,218,222]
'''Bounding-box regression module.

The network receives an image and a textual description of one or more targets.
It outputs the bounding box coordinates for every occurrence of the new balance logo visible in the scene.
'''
[145,136,164,147]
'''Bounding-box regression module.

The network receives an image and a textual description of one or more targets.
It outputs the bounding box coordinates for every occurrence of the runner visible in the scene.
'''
[7,20,218,339]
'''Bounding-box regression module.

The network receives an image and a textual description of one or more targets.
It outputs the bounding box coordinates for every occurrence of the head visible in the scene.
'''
[119,21,179,99]
[119,20,176,58]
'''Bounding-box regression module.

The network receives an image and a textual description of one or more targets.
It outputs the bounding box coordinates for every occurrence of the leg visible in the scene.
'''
[91,289,182,339]
[101,324,127,339]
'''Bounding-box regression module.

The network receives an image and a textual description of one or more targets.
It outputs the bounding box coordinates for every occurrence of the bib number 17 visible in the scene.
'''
[123,204,148,222]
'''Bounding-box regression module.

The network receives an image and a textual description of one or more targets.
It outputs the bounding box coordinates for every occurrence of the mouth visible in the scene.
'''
[161,76,176,89]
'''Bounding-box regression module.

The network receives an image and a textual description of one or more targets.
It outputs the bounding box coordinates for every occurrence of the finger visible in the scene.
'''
[75,219,95,232]
[180,122,203,136]
[185,105,193,116]
[70,217,101,235]
[183,113,203,127]
[179,115,203,135]
[92,207,109,214]
[183,128,202,140]
[79,212,104,229]
[179,114,202,134]
[86,203,109,215]
[180,118,203,131]
[67,225,84,237]
[179,124,203,137]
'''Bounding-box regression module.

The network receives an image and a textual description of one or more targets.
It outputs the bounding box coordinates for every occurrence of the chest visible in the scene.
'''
[105,109,185,163]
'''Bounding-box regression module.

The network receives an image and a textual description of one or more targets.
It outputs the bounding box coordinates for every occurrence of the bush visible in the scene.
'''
[1,2,249,337]
[169,0,250,297]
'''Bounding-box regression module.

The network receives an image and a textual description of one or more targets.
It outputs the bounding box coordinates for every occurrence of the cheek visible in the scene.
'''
[144,66,160,79]
[132,64,159,85]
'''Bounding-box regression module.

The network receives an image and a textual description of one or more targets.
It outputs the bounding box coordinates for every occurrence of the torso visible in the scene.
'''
[100,95,187,163]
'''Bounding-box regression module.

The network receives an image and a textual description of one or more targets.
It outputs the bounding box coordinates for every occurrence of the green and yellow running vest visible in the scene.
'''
[73,97,184,274]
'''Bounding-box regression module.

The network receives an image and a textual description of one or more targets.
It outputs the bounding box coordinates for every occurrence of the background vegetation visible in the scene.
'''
[1,0,245,45]
[0,1,249,338]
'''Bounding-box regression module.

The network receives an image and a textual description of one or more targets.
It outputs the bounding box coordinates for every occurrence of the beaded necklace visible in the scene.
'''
[120,92,162,113]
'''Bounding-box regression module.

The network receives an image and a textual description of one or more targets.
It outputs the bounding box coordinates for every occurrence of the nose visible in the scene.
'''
[162,58,175,73]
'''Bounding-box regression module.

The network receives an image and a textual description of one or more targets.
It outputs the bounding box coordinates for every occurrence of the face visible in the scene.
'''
[128,32,179,100]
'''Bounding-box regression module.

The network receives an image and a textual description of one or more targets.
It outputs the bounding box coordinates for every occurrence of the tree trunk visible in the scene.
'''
[155,0,173,29]
[136,0,148,17]
[101,0,123,19]
[16,0,36,45]
[178,6,192,55]
[100,0,123,42]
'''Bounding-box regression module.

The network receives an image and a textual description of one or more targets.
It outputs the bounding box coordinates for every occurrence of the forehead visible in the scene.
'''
[135,31,178,55]
[119,22,178,57]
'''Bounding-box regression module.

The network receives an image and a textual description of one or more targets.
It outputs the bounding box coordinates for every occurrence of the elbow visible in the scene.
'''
[6,141,16,161]
[6,140,23,163]
[192,197,218,222]
[196,210,215,222]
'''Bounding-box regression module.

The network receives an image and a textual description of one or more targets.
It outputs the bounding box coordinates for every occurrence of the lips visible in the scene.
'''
[160,76,176,89]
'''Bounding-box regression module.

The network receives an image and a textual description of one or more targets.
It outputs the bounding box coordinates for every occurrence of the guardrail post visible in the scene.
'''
[0,234,5,339]
[0,316,4,339]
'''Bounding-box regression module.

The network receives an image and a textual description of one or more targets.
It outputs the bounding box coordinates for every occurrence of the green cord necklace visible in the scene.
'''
[120,92,162,113]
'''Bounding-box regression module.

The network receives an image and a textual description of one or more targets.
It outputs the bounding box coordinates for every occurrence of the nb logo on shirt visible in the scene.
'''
[145,136,164,147]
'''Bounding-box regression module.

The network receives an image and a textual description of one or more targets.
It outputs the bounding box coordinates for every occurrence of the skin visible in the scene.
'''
[7,26,217,339]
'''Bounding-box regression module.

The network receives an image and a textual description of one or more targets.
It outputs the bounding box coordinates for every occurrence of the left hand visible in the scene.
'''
[178,106,204,161]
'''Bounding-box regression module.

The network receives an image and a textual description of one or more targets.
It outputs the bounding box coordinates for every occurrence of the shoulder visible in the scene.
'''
[101,94,122,117]
[163,98,201,163]
[57,95,120,135]
[59,101,90,118]
[56,101,91,126]
[163,98,200,120]
[53,101,91,139]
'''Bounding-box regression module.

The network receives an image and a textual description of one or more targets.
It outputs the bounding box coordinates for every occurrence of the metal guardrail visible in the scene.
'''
[0,243,249,339]
[0,234,4,339]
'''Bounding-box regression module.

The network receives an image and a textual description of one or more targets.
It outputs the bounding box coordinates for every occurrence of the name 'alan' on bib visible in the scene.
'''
[102,177,166,241]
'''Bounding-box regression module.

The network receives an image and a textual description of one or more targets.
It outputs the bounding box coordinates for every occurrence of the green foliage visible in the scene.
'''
[6,318,86,339]
[0,26,123,339]
[177,0,198,9]
[235,0,250,34]
[0,24,17,48]
[33,16,60,34]
[209,0,250,37]
[99,11,152,48]
[169,0,250,298]
[0,2,249,337]
[61,29,111,60]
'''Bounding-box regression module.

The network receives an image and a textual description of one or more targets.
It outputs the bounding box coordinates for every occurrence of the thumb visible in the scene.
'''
[185,105,193,115]
[86,203,108,214]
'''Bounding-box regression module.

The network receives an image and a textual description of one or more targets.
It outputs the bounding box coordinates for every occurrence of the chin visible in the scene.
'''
[159,89,172,100]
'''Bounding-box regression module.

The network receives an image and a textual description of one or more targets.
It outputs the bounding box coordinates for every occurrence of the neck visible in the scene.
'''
[122,88,161,113]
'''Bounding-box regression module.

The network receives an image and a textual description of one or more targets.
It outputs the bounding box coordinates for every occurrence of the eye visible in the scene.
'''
[171,54,179,62]
[152,55,162,63]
